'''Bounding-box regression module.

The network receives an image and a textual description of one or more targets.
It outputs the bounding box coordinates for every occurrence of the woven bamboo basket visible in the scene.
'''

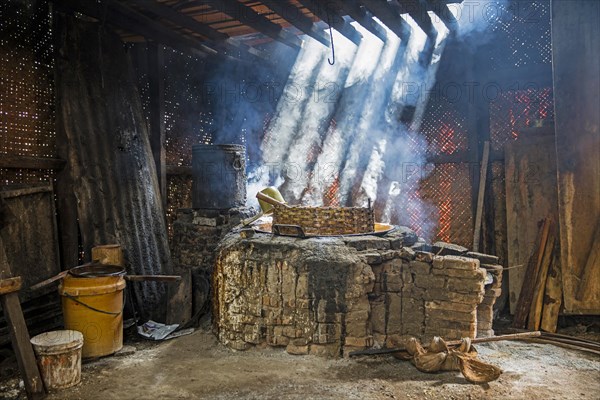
[272,205,375,235]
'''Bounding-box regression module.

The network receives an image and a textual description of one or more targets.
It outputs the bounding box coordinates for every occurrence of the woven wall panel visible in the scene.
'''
[489,87,554,151]
[487,0,552,69]
[411,163,474,247]
[420,97,468,155]
[0,1,55,159]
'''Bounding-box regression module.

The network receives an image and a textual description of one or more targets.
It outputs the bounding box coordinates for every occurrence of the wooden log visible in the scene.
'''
[513,218,551,329]
[540,251,563,333]
[91,245,124,266]
[528,219,556,330]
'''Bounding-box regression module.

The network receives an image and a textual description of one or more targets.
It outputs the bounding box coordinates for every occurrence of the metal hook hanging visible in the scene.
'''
[326,9,335,65]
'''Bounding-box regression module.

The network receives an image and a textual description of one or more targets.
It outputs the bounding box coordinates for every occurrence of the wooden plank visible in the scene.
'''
[472,141,490,252]
[54,32,80,272]
[528,220,556,331]
[0,154,65,170]
[552,0,600,314]
[576,219,600,302]
[512,218,550,329]
[541,251,562,333]
[505,135,558,313]
[0,277,22,295]
[0,184,62,296]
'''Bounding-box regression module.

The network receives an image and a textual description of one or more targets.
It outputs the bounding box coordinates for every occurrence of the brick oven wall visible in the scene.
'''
[213,230,503,357]
[171,208,254,322]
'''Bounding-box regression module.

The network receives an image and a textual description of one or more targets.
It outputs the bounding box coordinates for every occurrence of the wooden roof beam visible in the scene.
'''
[208,0,303,50]
[359,0,411,42]
[259,0,331,47]
[126,0,270,61]
[335,0,388,42]
[296,0,363,46]
[426,0,460,33]
[55,0,219,59]
[392,1,437,39]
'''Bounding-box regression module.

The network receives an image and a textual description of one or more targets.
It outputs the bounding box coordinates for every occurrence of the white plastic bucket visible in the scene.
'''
[30,330,84,391]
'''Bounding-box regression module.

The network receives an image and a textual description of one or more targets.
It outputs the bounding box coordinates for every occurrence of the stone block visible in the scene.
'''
[427,308,476,323]
[343,236,391,251]
[425,300,476,313]
[432,267,486,280]
[363,253,382,265]
[409,260,431,275]
[466,252,500,265]
[432,242,468,256]
[415,251,434,263]
[446,278,485,294]
[414,274,446,289]
[344,336,374,348]
[398,247,416,261]
[286,344,309,355]
[442,256,480,270]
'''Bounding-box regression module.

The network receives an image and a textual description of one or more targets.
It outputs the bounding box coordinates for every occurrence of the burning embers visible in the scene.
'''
[211,228,502,357]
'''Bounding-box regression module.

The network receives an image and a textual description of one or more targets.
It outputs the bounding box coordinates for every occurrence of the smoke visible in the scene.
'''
[198,2,506,241]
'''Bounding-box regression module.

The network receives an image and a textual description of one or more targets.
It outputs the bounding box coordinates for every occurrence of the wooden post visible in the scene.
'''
[147,41,167,213]
[0,199,46,399]
[54,8,80,270]
[472,141,490,252]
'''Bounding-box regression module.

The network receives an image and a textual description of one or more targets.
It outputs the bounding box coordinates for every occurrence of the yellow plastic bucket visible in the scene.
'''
[58,265,126,358]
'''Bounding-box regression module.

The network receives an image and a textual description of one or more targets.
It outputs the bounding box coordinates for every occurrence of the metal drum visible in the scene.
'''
[191,144,247,209]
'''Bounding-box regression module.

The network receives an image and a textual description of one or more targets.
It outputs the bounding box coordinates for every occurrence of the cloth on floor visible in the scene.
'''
[389,336,502,383]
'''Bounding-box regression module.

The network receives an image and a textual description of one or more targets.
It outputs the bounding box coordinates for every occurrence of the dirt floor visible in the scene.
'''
[2,323,599,400]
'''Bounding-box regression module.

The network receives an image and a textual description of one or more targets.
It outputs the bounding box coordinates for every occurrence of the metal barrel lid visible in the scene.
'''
[68,264,126,278]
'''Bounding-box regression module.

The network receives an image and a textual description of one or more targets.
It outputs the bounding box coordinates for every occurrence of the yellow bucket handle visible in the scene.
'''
[62,293,123,317]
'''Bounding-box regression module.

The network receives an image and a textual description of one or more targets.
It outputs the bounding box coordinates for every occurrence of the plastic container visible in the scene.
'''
[30,330,84,391]
[59,265,126,358]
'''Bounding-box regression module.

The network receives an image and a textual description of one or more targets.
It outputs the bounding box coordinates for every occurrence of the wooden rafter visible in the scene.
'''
[296,0,362,46]
[207,0,303,49]
[426,0,460,33]
[392,0,437,39]
[260,0,330,46]
[127,0,270,61]
[359,0,411,41]
[55,0,219,59]
[335,0,388,42]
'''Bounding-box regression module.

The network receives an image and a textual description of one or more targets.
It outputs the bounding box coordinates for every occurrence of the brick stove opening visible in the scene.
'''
[209,227,502,357]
